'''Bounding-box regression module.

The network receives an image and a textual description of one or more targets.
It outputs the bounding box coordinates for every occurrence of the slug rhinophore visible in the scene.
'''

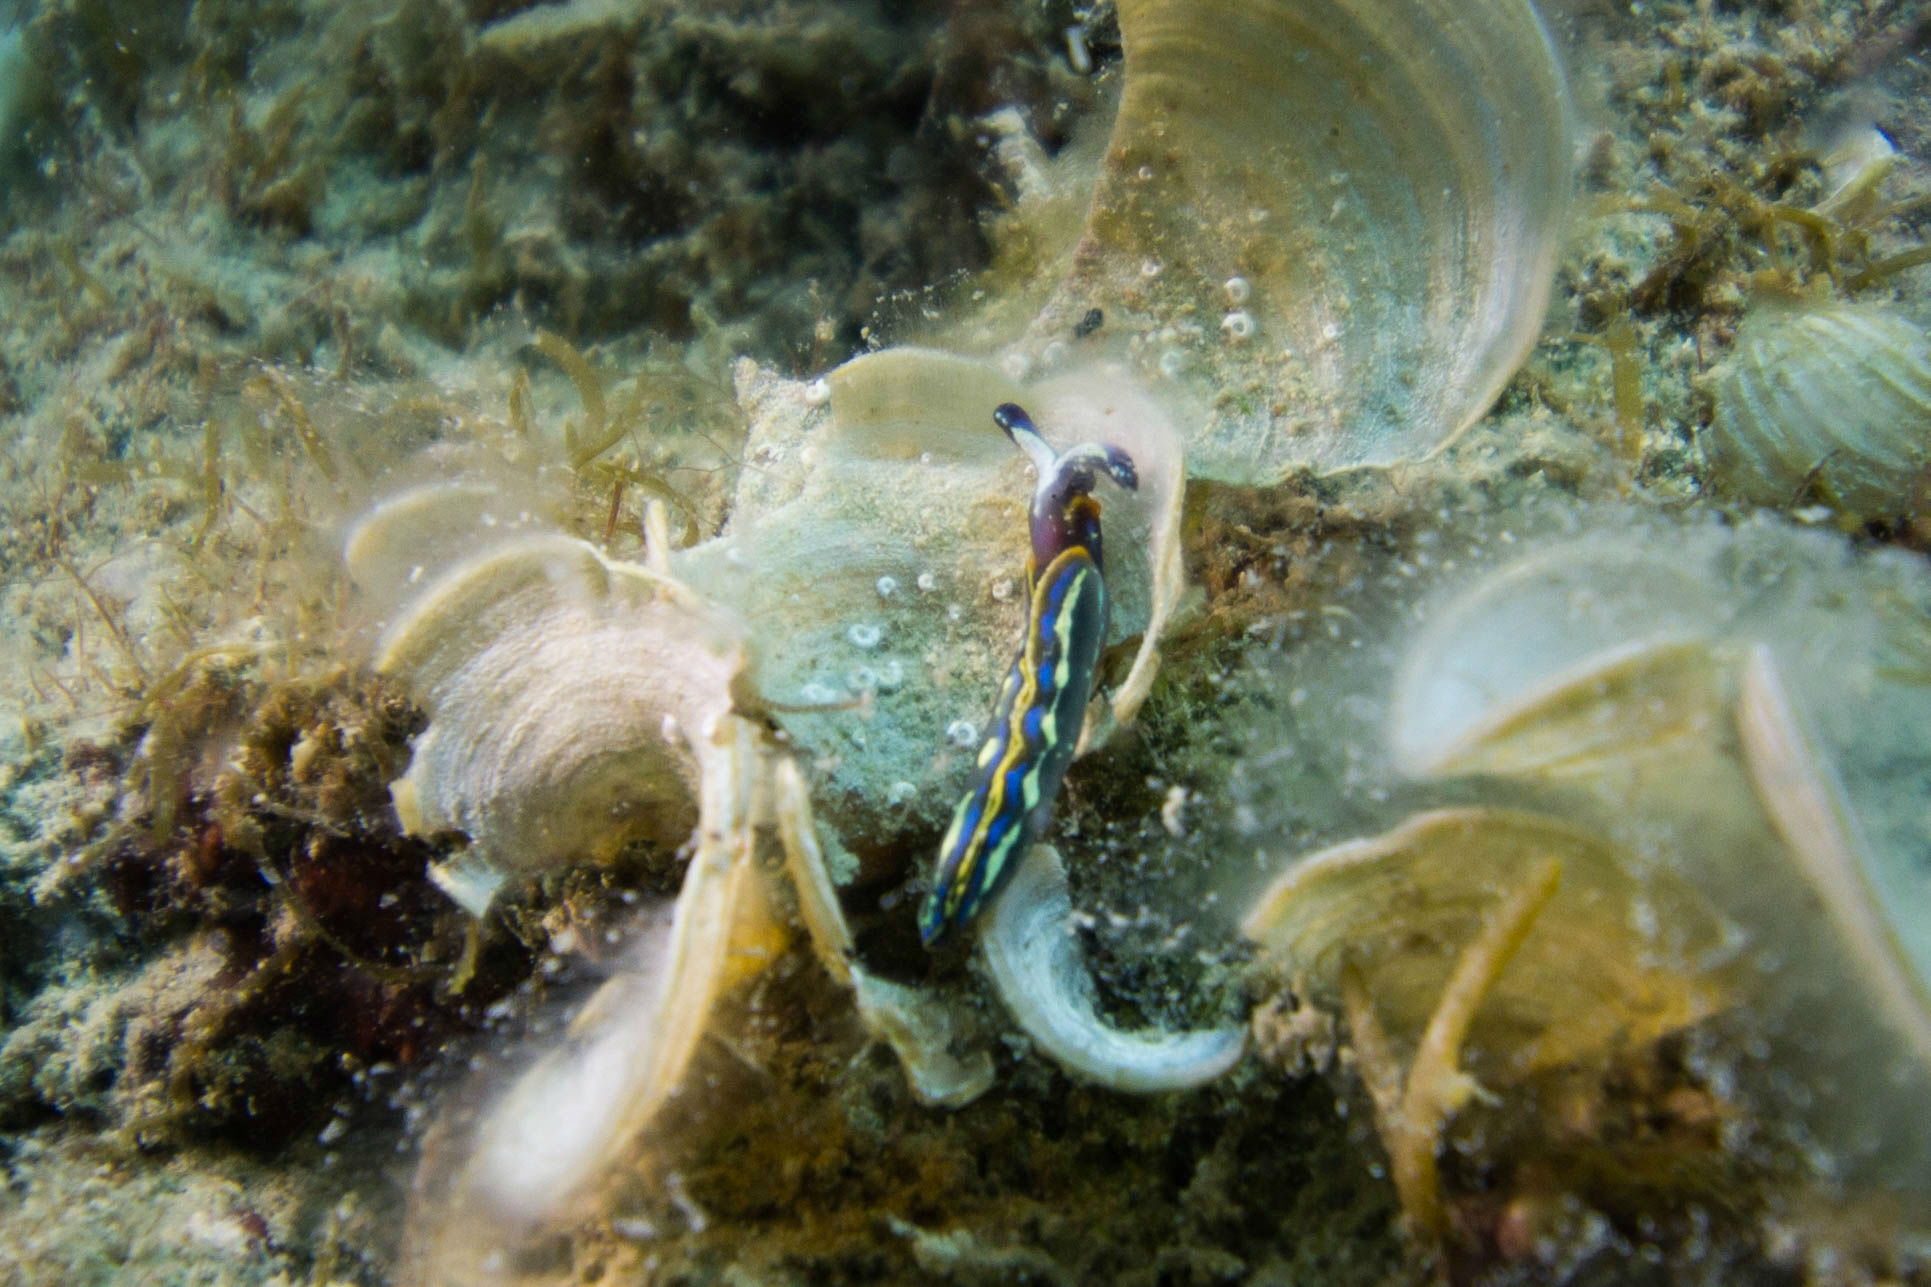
[919,402,1137,946]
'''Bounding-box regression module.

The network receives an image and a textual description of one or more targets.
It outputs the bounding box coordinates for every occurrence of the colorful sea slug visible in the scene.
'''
[919,402,1138,946]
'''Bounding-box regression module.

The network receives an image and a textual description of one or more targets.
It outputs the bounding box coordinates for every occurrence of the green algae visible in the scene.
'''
[0,0,1928,1282]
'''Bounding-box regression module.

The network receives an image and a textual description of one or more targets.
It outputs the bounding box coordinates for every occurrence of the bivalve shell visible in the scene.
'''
[1031,0,1572,479]
[1242,807,1734,1080]
[1706,304,1931,520]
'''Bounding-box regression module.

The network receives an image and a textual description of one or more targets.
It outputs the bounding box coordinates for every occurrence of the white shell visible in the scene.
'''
[983,845,1245,1092]
[1389,538,1729,779]
[1706,304,1931,520]
[1029,0,1572,479]
[364,531,746,910]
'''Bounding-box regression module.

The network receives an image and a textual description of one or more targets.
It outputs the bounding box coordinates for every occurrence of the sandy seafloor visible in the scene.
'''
[2,0,1931,1283]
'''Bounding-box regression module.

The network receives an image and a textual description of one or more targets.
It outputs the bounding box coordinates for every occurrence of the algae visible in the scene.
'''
[0,0,1929,1283]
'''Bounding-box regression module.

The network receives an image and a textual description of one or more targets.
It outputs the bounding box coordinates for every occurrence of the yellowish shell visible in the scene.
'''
[1706,304,1931,520]
[1029,0,1571,479]
[1397,636,1732,784]
[1242,807,1734,1079]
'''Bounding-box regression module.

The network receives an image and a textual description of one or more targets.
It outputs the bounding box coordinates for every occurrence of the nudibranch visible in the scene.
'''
[919,402,1138,946]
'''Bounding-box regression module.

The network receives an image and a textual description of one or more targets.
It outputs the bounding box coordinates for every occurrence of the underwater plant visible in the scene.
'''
[9,0,1931,1281]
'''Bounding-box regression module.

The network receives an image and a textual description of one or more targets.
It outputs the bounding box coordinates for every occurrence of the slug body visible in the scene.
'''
[919,403,1138,947]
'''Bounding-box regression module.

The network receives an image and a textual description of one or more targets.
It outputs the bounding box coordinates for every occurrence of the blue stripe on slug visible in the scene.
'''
[919,547,1108,945]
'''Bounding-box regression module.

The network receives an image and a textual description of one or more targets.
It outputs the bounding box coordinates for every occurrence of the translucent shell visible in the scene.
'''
[1389,540,1728,780]
[1706,304,1931,520]
[1377,516,1931,1184]
[982,844,1245,1092]
[675,349,1186,829]
[1242,807,1733,1081]
[370,535,744,912]
[1737,645,1931,1070]
[1033,0,1572,479]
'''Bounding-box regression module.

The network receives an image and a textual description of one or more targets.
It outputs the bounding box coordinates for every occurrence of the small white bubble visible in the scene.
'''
[803,377,831,406]
[916,571,937,593]
[1136,165,1155,182]
[1000,350,1034,382]
[848,622,883,649]
[1140,256,1162,278]
[919,451,934,466]
[1040,339,1068,368]
[946,719,978,748]
[990,577,1014,602]
[874,658,905,691]
[1158,349,1185,378]
[847,665,878,691]
[1221,310,1255,341]
[1321,321,1343,341]
[886,780,917,806]
[946,604,964,622]
[1224,275,1251,305]
[875,575,898,599]
[725,546,745,567]
[799,681,839,705]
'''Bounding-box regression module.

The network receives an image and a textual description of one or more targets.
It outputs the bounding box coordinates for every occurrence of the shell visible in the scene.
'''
[402,725,785,1277]
[1371,512,1931,1184]
[1736,644,1931,1071]
[677,349,1186,834]
[1389,538,1733,780]
[1705,303,1931,520]
[1023,0,1572,480]
[356,530,746,912]
[439,812,776,1229]
[1241,807,1734,1080]
[982,844,1246,1092]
